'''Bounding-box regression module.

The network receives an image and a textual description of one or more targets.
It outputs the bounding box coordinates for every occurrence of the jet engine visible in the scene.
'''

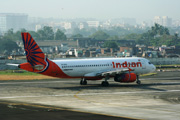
[114,73,137,83]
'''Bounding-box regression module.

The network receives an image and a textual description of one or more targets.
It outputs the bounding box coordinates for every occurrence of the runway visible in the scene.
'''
[0,102,131,120]
[0,71,180,120]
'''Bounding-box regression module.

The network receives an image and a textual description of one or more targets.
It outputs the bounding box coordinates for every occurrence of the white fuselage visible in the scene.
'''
[52,57,156,77]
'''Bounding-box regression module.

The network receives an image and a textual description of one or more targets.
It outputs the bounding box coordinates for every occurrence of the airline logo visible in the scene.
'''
[112,61,142,68]
[21,33,49,73]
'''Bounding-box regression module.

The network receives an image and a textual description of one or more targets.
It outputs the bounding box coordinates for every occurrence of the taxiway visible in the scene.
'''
[0,71,180,120]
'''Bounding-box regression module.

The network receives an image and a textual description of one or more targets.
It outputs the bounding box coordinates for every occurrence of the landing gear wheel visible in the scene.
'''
[80,79,87,85]
[136,80,141,85]
[101,81,109,87]
[80,80,83,85]
[136,75,141,85]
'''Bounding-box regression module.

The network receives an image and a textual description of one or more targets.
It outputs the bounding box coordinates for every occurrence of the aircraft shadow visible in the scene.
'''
[46,82,180,91]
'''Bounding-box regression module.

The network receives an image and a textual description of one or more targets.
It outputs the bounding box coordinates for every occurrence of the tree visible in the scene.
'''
[137,23,172,46]
[55,29,67,40]
[28,31,40,40]
[14,29,27,40]
[71,34,83,38]
[0,40,19,54]
[37,29,46,40]
[150,23,170,37]
[103,41,118,49]
[124,33,142,40]
[164,28,170,35]
[3,29,17,41]
[5,29,14,35]
[107,35,119,40]
[37,26,54,40]
[2,29,27,41]
[172,33,179,45]
[72,28,97,37]
[89,30,110,40]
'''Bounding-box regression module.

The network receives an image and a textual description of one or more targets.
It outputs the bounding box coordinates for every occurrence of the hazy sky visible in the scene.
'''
[1,0,180,21]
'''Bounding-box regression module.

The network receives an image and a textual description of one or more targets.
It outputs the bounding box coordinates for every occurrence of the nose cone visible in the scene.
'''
[152,65,156,72]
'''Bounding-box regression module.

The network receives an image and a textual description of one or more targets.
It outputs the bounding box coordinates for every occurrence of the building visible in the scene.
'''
[35,25,42,32]
[141,21,149,28]
[76,38,136,48]
[87,21,100,28]
[154,16,172,27]
[0,13,28,33]
[111,18,136,26]
[79,22,88,29]
[64,22,76,30]
[162,16,172,27]
[154,16,162,25]
[19,40,68,54]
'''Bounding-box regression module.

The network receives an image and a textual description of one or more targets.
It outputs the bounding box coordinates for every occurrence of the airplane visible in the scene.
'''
[7,33,156,86]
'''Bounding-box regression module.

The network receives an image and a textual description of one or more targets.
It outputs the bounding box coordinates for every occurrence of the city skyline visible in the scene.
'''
[1,0,180,22]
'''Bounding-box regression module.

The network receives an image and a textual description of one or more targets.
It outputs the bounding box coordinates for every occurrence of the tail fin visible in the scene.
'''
[20,32,70,78]
[21,33,46,66]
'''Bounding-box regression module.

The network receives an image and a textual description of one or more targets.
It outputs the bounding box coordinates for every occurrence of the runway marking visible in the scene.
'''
[74,90,84,101]
[1,89,180,99]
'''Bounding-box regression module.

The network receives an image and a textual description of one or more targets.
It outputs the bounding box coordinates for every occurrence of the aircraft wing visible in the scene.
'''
[101,68,130,76]
[84,68,133,77]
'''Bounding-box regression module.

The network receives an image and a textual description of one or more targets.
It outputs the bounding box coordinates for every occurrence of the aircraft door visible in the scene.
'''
[141,59,146,69]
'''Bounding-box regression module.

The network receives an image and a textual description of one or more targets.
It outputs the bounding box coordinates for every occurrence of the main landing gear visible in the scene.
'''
[136,75,141,85]
[101,75,109,87]
[80,76,110,87]
[80,78,87,85]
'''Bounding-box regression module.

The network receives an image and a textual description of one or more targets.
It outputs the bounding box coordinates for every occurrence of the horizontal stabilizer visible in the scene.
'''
[6,63,19,67]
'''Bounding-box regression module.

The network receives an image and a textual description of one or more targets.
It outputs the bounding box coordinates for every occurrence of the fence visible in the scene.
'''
[148,58,180,65]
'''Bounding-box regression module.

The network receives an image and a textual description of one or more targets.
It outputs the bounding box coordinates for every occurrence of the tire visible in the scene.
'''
[80,79,87,85]
[136,80,141,85]
[101,81,109,87]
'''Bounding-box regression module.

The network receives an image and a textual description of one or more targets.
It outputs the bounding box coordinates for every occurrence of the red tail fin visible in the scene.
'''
[21,33,46,66]
[20,32,70,78]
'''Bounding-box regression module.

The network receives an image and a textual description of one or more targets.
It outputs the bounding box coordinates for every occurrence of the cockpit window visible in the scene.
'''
[148,62,152,64]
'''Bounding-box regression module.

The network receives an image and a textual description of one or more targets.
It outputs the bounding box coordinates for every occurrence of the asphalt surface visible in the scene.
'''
[0,101,133,120]
[0,71,180,120]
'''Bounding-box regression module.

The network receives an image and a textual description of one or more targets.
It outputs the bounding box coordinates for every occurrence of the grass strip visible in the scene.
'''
[0,70,39,76]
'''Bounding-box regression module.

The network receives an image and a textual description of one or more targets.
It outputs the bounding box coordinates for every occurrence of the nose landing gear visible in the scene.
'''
[136,75,141,85]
